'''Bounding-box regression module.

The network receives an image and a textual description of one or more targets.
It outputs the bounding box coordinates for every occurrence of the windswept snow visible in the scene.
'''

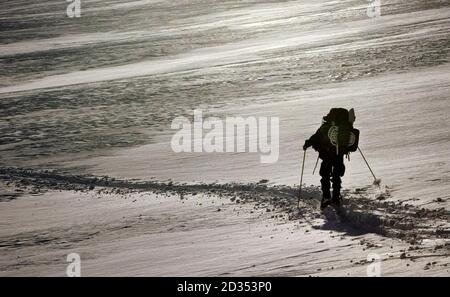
[0,0,449,276]
[0,168,448,276]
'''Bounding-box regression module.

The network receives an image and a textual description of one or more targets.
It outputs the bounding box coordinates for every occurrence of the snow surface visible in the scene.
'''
[0,185,447,276]
[0,0,449,276]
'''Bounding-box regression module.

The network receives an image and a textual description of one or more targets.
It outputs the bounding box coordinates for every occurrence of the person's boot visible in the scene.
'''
[320,190,331,210]
[331,191,341,207]
[320,178,331,210]
[320,195,331,209]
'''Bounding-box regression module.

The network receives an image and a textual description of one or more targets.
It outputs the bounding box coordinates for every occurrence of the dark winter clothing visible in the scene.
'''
[304,122,345,202]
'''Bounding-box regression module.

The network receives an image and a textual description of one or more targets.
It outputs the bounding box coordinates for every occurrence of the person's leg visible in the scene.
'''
[319,158,332,201]
[331,155,345,202]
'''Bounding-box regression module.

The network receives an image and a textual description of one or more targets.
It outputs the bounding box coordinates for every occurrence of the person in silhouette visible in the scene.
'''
[303,108,359,209]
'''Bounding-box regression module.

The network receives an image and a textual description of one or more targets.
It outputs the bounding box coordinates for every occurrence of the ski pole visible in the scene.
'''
[312,155,319,175]
[297,149,306,208]
[358,147,381,185]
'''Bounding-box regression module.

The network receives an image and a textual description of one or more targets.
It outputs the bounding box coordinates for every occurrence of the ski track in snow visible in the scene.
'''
[1,167,448,243]
[0,167,449,276]
[1,0,449,276]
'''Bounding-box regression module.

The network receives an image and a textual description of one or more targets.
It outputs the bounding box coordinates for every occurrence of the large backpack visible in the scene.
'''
[323,108,359,155]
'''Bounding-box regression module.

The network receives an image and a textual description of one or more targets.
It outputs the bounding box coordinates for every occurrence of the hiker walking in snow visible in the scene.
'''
[303,108,359,209]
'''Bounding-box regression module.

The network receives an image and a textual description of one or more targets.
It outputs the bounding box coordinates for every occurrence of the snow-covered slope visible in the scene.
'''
[0,0,448,276]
